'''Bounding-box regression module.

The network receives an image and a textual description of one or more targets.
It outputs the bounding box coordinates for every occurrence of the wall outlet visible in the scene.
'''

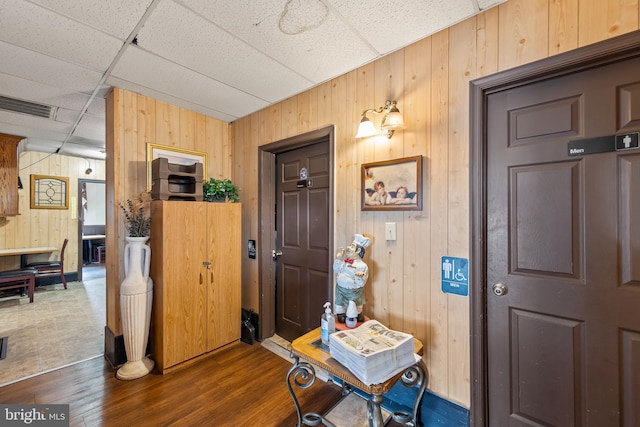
[385,222,396,241]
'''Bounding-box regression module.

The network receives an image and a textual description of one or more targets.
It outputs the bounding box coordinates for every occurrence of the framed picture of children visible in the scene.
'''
[361,156,423,211]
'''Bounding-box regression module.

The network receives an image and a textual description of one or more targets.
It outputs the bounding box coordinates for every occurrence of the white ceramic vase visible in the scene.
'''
[116,236,155,380]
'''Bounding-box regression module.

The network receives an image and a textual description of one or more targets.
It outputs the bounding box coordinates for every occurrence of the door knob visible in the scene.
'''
[272,250,283,261]
[492,283,508,296]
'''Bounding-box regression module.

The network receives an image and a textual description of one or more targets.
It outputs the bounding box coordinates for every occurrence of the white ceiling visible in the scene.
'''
[0,0,505,159]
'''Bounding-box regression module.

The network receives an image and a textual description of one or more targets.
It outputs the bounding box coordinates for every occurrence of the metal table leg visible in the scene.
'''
[287,351,428,427]
[287,352,332,427]
[366,393,385,427]
[390,360,429,426]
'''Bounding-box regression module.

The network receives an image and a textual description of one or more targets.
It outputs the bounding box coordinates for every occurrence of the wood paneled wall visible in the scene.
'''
[102,0,640,409]
[0,152,105,272]
[106,88,231,338]
[230,0,640,407]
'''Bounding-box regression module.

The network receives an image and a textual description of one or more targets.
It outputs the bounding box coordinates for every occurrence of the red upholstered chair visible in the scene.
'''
[26,238,68,289]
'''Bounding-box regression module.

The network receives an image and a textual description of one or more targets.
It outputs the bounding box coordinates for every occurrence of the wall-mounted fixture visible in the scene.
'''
[85,159,93,175]
[355,100,406,139]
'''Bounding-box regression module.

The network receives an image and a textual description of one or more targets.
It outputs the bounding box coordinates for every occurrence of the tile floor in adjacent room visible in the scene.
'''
[0,266,105,386]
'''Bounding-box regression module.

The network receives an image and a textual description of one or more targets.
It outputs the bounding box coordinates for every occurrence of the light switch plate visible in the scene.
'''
[385,222,396,241]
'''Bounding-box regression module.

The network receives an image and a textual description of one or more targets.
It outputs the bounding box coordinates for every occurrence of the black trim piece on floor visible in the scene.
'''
[34,273,78,287]
[104,326,126,368]
[0,336,8,360]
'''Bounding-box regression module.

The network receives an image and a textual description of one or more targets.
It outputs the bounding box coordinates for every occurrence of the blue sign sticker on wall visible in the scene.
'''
[441,256,469,296]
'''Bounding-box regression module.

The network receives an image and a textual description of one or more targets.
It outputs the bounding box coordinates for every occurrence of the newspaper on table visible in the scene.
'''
[329,320,419,385]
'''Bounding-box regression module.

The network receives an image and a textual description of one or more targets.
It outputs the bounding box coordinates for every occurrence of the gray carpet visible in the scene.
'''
[0,266,105,386]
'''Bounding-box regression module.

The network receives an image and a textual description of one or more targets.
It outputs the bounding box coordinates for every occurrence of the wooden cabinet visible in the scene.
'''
[0,133,24,217]
[149,200,241,373]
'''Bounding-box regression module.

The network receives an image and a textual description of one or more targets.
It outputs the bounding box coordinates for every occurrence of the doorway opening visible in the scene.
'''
[77,179,106,282]
[258,125,335,341]
[470,31,640,425]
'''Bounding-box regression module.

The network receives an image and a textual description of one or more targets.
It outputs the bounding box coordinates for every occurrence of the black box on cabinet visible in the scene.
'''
[151,157,203,201]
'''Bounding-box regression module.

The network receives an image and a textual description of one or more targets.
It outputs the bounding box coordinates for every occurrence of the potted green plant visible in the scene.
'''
[203,178,239,202]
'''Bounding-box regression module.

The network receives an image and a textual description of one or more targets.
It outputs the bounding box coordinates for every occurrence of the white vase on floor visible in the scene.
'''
[116,236,155,380]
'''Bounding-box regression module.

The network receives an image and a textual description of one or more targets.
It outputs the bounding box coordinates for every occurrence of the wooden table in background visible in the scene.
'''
[287,327,428,427]
[0,246,57,268]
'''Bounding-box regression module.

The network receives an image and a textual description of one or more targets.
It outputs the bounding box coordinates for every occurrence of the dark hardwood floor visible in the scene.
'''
[0,341,347,426]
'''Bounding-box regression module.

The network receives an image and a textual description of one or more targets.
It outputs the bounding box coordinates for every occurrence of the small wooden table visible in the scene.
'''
[0,246,57,268]
[82,234,105,264]
[287,327,428,427]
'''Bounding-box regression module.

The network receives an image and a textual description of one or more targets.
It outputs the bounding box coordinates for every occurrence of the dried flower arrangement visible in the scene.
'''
[120,191,152,237]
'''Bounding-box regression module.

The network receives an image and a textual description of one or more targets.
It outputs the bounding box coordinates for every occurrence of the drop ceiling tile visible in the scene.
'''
[178,0,379,83]
[0,109,71,136]
[108,76,238,123]
[110,47,270,120]
[55,108,104,134]
[85,97,105,117]
[43,93,97,115]
[0,74,91,112]
[24,137,103,158]
[0,0,510,156]
[73,115,106,141]
[0,123,61,145]
[0,0,123,71]
[75,112,104,129]
[56,142,103,158]
[54,108,79,125]
[0,41,102,94]
[136,0,313,102]
[66,136,106,148]
[22,138,64,153]
[28,0,155,40]
[329,0,479,54]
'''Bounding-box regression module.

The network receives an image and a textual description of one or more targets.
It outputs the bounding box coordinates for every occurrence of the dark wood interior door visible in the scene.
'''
[275,140,331,343]
[486,56,640,425]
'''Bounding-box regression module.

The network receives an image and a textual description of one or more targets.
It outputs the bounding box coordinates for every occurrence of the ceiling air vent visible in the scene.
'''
[0,95,57,119]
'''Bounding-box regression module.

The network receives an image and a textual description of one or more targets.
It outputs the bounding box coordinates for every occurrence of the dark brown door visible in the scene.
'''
[275,140,331,342]
[486,56,640,425]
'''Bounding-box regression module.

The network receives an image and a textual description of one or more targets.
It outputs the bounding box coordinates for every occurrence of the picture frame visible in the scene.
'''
[361,155,422,211]
[30,174,69,209]
[146,143,207,191]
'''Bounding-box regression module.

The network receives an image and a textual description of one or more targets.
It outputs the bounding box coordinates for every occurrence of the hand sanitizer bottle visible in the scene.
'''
[321,302,335,346]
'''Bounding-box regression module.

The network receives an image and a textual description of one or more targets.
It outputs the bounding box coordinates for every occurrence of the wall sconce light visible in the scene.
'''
[355,100,406,139]
[85,159,93,175]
